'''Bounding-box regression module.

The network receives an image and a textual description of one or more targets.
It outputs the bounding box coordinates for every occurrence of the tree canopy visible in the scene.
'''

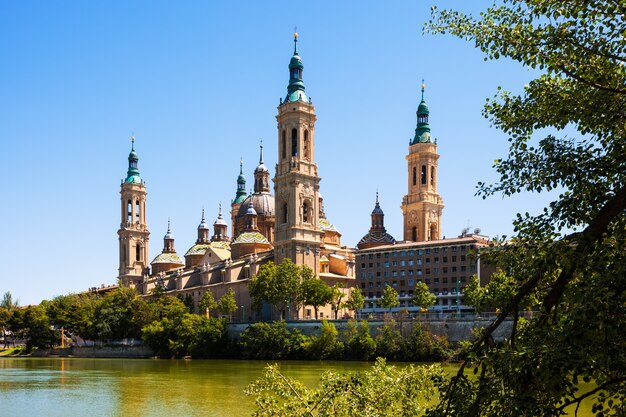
[425,0,626,415]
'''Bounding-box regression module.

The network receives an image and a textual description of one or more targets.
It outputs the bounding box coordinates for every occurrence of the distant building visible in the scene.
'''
[356,83,495,313]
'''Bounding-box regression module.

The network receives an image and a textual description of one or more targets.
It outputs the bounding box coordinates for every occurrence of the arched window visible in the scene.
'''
[127,200,132,223]
[282,131,286,159]
[421,165,427,185]
[304,130,310,159]
[122,244,126,264]
[303,202,309,222]
[412,227,417,242]
[430,224,437,241]
[412,167,417,186]
[136,244,141,262]
[431,166,435,186]
[135,200,140,222]
[283,203,288,223]
[291,128,298,157]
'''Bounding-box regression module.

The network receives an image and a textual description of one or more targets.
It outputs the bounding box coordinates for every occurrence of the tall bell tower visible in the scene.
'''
[118,136,150,288]
[401,83,444,242]
[273,32,322,274]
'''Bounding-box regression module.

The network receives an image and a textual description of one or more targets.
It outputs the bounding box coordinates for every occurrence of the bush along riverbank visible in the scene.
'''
[1,287,456,361]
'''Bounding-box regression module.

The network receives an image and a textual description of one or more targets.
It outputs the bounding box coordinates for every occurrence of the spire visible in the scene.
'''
[370,193,386,230]
[294,27,298,54]
[211,203,228,242]
[285,29,307,103]
[198,208,208,230]
[259,140,264,164]
[163,218,176,252]
[234,159,247,204]
[125,135,141,184]
[254,141,270,193]
[411,81,432,145]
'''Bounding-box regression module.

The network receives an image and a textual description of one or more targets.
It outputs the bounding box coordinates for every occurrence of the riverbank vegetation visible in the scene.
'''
[0,287,453,362]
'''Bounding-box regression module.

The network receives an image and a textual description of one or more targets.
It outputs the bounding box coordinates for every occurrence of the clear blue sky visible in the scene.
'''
[0,1,554,305]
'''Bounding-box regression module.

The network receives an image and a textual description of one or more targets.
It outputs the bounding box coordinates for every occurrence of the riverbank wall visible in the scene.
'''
[32,345,154,358]
[227,317,513,343]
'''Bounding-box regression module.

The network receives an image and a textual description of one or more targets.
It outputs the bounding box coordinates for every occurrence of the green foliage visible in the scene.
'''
[411,282,436,310]
[1,292,18,310]
[92,286,148,340]
[45,293,99,339]
[329,284,345,320]
[425,1,626,414]
[303,320,344,360]
[249,261,276,313]
[198,290,217,318]
[301,277,333,319]
[379,285,399,311]
[246,358,443,417]
[346,320,376,361]
[9,305,56,351]
[342,287,365,317]
[176,293,195,314]
[239,321,300,360]
[375,320,403,361]
[463,272,525,314]
[217,288,238,320]
[249,259,303,319]
[402,323,451,363]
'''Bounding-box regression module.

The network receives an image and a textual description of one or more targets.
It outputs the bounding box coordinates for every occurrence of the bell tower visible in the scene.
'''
[273,31,322,274]
[401,83,444,242]
[118,136,150,288]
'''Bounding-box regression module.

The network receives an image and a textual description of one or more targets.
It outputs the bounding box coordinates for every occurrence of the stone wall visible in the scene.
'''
[33,345,154,358]
[227,318,513,343]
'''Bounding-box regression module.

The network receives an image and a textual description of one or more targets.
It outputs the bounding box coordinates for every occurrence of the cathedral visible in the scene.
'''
[116,33,356,320]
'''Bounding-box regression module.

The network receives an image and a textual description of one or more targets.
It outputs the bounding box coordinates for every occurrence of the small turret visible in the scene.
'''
[254,142,270,193]
[197,209,210,244]
[125,136,142,184]
[411,81,432,145]
[212,204,229,242]
[151,219,184,274]
[357,193,396,249]
[285,30,307,103]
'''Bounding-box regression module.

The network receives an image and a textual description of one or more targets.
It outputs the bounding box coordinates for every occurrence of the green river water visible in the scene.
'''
[0,358,594,416]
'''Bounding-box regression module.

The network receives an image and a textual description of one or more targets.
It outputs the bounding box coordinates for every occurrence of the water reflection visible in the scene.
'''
[0,358,594,416]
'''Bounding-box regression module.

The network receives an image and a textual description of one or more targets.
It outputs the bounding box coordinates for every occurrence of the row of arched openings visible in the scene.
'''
[281,129,310,160]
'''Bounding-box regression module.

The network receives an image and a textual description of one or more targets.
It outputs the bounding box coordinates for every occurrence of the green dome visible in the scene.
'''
[289,54,303,70]
[124,140,142,184]
[234,160,247,204]
[417,100,429,115]
[410,86,433,145]
[284,35,307,103]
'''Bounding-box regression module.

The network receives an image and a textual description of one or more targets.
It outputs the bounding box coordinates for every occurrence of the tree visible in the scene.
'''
[275,258,303,320]
[249,259,303,320]
[379,285,399,313]
[248,261,276,314]
[0,307,10,348]
[198,290,217,318]
[0,292,18,310]
[425,1,626,415]
[217,288,238,321]
[301,277,333,320]
[342,287,365,319]
[246,358,442,417]
[45,293,99,341]
[329,284,345,320]
[411,282,436,310]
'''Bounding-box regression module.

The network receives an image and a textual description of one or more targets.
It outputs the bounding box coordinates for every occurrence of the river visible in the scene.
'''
[0,358,594,416]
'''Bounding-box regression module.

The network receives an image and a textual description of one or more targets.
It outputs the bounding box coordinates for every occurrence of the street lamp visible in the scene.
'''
[456,278,460,318]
